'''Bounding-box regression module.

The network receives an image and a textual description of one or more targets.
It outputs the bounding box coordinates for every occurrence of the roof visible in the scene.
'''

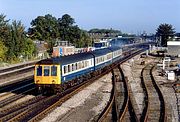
[35,43,47,52]
[167,41,180,46]
[91,48,112,57]
[36,47,121,65]
[107,46,121,51]
[37,52,93,65]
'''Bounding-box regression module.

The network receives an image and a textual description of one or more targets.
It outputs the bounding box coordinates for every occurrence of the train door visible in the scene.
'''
[42,65,51,84]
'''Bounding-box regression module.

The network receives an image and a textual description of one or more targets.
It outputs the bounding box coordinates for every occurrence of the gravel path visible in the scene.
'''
[41,73,112,122]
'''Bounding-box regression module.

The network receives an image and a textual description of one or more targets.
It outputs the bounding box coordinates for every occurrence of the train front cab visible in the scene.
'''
[34,64,61,91]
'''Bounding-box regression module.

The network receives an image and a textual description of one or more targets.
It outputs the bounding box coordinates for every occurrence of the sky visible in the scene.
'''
[0,0,180,34]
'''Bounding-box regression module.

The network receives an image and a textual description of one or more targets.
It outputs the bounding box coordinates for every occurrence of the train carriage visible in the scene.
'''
[35,53,94,86]
[107,46,122,62]
[91,48,112,70]
[61,53,94,82]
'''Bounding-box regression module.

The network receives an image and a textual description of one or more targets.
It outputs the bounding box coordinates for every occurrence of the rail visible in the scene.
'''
[140,64,167,122]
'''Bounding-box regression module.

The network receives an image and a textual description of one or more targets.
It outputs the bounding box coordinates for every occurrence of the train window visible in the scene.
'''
[72,64,75,71]
[68,65,71,72]
[78,62,81,69]
[76,63,78,70]
[82,61,84,68]
[36,66,42,76]
[44,66,50,76]
[64,66,68,74]
[86,61,89,67]
[95,58,97,64]
[51,66,57,76]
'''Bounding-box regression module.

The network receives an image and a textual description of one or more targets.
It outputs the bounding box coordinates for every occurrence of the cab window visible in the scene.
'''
[44,66,50,76]
[36,66,42,76]
[51,66,57,76]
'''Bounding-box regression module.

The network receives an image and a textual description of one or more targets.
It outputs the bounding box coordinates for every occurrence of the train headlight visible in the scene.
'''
[36,80,39,83]
[52,80,55,84]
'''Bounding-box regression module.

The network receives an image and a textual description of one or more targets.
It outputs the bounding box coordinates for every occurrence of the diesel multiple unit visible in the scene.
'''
[34,44,148,93]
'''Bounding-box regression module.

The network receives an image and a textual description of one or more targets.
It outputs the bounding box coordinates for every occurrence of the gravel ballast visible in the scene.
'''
[41,72,112,122]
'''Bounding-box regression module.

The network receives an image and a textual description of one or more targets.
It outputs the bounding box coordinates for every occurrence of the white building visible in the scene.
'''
[167,41,180,57]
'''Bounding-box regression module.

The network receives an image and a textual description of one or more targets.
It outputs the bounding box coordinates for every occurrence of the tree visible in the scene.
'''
[29,14,92,50]
[28,14,58,41]
[5,20,36,61]
[29,14,59,53]
[77,31,92,47]
[0,39,7,61]
[57,14,90,47]
[58,14,75,41]
[0,14,10,42]
[10,20,27,58]
[23,38,36,58]
[156,23,175,47]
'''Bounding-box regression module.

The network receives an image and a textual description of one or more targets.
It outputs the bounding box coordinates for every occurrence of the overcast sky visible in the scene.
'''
[0,0,180,34]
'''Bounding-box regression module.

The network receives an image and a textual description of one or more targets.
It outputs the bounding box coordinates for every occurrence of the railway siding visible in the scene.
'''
[153,66,178,122]
[121,54,147,120]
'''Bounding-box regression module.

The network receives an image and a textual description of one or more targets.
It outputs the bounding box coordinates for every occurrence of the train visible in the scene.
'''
[34,43,150,94]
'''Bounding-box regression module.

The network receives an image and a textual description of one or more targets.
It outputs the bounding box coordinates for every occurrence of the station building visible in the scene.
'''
[167,41,180,57]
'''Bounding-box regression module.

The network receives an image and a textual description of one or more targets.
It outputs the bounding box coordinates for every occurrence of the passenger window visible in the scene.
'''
[85,61,88,67]
[44,66,50,76]
[36,66,42,76]
[51,66,57,76]
[68,65,71,72]
[82,61,84,68]
[76,63,78,70]
[64,66,66,74]
[72,64,74,71]
[79,62,82,69]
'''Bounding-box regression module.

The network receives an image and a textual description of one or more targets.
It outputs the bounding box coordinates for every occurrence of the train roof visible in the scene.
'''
[37,52,93,65]
[91,48,112,57]
[36,47,121,65]
[107,46,121,51]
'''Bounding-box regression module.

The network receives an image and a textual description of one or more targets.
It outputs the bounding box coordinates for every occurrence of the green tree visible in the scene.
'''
[0,39,7,61]
[58,14,75,41]
[29,14,58,53]
[78,31,92,47]
[10,20,26,58]
[0,14,10,41]
[5,20,36,61]
[29,13,92,50]
[156,23,175,47]
[23,38,36,58]
[29,14,58,40]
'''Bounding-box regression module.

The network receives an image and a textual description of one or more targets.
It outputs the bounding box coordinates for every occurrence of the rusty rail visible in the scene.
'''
[140,64,167,122]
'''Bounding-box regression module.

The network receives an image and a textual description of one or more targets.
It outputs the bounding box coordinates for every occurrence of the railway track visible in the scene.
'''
[0,66,34,78]
[0,61,37,87]
[97,66,138,122]
[0,78,34,93]
[0,80,36,107]
[140,64,167,122]
[0,61,37,74]
[0,49,146,122]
